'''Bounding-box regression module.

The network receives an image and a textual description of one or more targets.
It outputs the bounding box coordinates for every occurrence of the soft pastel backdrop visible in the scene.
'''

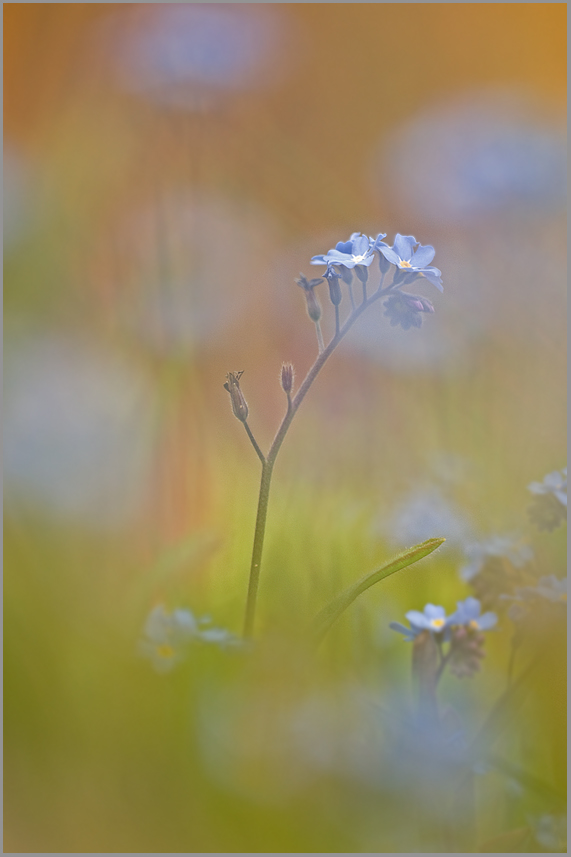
[4,4,566,852]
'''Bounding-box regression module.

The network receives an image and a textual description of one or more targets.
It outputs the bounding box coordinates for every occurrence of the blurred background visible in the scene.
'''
[4,4,566,852]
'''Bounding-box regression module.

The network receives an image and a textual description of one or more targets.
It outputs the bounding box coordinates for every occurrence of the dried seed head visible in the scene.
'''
[281,362,294,395]
[224,371,249,423]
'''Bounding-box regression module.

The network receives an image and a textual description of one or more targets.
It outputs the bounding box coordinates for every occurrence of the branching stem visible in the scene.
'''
[242,282,391,638]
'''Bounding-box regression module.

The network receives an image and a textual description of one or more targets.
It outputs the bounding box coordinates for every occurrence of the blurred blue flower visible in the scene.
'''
[378,234,443,292]
[383,487,473,548]
[513,575,567,604]
[460,535,533,582]
[451,596,497,631]
[390,604,454,641]
[528,467,567,506]
[382,89,567,223]
[383,292,434,331]
[528,467,567,531]
[531,813,567,852]
[139,605,242,671]
[110,5,291,110]
[139,605,199,673]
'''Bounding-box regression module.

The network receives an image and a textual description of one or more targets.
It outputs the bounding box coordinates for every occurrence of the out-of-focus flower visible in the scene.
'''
[108,5,293,111]
[4,333,154,529]
[381,487,473,549]
[448,625,487,679]
[139,604,243,672]
[460,536,533,582]
[139,605,199,673]
[503,576,567,625]
[381,89,566,224]
[531,813,567,852]
[451,596,497,631]
[390,604,454,641]
[377,234,443,292]
[383,292,435,330]
[528,468,567,531]
[311,232,376,283]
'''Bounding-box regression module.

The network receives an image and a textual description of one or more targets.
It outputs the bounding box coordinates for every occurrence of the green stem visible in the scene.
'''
[242,284,390,638]
[243,420,265,465]
[242,459,274,637]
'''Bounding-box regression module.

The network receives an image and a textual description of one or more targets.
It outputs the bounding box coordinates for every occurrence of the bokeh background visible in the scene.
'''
[4,3,566,853]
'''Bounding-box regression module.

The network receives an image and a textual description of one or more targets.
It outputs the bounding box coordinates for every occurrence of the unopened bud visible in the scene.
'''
[224,371,249,423]
[324,267,343,306]
[305,288,322,322]
[281,362,294,395]
[295,274,323,322]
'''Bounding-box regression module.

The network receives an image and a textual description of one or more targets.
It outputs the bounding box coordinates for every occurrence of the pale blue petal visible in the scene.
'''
[393,234,416,261]
[410,244,435,268]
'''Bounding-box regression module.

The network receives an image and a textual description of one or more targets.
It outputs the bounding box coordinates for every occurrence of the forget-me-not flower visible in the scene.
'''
[450,596,497,631]
[528,468,567,531]
[390,603,455,641]
[459,535,533,582]
[377,234,443,292]
[311,232,376,283]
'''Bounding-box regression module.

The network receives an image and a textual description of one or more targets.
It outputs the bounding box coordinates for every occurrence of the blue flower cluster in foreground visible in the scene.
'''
[309,231,442,330]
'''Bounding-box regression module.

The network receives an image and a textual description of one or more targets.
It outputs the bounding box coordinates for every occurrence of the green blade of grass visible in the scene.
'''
[313,537,445,644]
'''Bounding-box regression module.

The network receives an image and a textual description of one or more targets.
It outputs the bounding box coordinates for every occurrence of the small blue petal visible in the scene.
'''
[393,234,417,261]
[410,244,436,268]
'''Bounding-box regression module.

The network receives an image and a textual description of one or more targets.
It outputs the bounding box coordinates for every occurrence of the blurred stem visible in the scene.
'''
[242,283,391,638]
[314,320,325,353]
[361,281,367,303]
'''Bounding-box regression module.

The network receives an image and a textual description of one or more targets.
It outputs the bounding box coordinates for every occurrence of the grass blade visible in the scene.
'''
[313,537,445,644]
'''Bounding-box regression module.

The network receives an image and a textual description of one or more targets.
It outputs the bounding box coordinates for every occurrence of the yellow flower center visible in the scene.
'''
[399,259,413,268]
[157,643,175,659]
[468,619,480,630]
[430,618,445,630]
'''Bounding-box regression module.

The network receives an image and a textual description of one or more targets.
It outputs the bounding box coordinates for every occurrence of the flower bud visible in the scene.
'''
[324,267,343,306]
[224,371,249,423]
[280,362,294,395]
[305,288,322,322]
[295,274,323,322]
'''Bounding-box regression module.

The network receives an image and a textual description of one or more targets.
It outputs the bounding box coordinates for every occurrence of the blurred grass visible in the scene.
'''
[4,2,566,852]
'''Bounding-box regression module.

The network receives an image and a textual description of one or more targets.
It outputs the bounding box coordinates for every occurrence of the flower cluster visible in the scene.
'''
[390,597,497,680]
[139,605,241,672]
[306,231,442,330]
[527,467,567,531]
[459,535,533,610]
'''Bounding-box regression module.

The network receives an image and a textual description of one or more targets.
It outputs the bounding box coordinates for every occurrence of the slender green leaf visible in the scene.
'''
[313,537,445,644]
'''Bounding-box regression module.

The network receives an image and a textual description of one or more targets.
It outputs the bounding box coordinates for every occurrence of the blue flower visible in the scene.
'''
[450,596,497,631]
[311,232,376,283]
[383,292,434,331]
[528,468,567,507]
[459,535,533,582]
[139,605,199,672]
[515,575,567,604]
[390,603,454,641]
[377,234,443,292]
[528,468,567,531]
[139,605,242,671]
